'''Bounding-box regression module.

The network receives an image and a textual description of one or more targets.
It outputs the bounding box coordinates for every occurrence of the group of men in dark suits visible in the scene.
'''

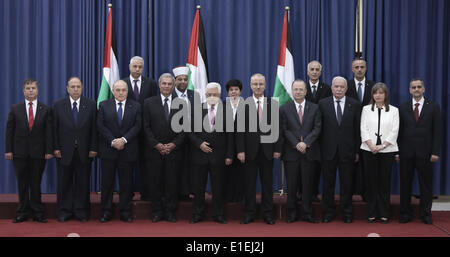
[5,57,441,225]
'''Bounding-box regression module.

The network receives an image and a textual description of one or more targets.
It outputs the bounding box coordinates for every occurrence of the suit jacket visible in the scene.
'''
[235,97,282,161]
[305,80,332,104]
[5,101,53,159]
[97,99,141,161]
[143,95,185,161]
[360,104,399,153]
[53,96,98,165]
[398,98,441,159]
[280,100,322,162]
[188,101,234,166]
[319,96,361,161]
[346,79,375,106]
[124,76,157,106]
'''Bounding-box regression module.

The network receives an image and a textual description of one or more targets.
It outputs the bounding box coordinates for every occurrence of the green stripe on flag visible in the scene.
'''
[273,76,292,106]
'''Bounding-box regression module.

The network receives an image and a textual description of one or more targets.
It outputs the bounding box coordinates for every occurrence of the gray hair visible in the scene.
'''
[112,80,127,90]
[250,73,266,82]
[158,73,175,84]
[129,56,144,65]
[307,60,322,71]
[206,82,221,93]
[331,76,348,87]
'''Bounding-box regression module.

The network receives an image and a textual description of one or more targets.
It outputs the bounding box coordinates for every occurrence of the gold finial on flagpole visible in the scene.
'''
[108,3,112,8]
[285,6,290,10]
[197,5,201,10]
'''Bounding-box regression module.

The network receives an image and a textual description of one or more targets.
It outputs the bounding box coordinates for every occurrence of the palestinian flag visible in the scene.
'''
[97,4,120,108]
[273,7,294,106]
[186,6,209,102]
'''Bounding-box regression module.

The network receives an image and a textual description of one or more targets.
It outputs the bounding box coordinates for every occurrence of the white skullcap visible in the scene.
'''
[173,66,189,77]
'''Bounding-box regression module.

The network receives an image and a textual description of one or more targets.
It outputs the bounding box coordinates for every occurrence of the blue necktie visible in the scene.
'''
[117,102,123,126]
[357,82,363,103]
[73,102,78,125]
[336,100,343,125]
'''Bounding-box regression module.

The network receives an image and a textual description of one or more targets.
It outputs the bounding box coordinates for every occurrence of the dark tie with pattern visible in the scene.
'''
[133,80,139,100]
[414,103,420,122]
[336,100,343,125]
[357,82,363,103]
[164,98,169,121]
[117,102,123,126]
[73,102,78,126]
[312,85,317,98]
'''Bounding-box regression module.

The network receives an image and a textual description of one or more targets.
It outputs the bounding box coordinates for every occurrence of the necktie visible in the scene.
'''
[298,104,303,125]
[357,82,363,103]
[164,98,169,120]
[28,102,34,131]
[312,85,317,97]
[117,102,123,126]
[209,105,215,127]
[414,103,420,122]
[376,108,382,145]
[73,102,78,125]
[257,100,262,120]
[133,80,139,100]
[336,100,343,125]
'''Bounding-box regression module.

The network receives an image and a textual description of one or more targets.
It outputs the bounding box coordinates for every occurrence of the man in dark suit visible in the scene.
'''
[172,66,196,201]
[237,73,281,225]
[97,80,141,222]
[188,82,234,224]
[5,78,53,223]
[304,60,331,202]
[397,79,441,225]
[53,77,97,222]
[143,73,184,223]
[281,80,322,224]
[123,56,157,201]
[346,58,375,202]
[319,76,361,223]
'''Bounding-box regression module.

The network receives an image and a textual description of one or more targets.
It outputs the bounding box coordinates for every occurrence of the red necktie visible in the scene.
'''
[257,100,262,119]
[414,103,420,122]
[298,104,303,125]
[28,102,34,131]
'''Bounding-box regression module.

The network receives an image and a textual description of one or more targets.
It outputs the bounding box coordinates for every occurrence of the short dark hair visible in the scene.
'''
[409,78,424,87]
[22,78,38,89]
[226,79,242,92]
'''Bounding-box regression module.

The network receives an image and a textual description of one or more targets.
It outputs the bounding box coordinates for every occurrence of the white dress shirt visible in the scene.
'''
[412,97,425,116]
[253,95,264,111]
[130,75,142,93]
[294,99,305,117]
[25,99,37,121]
[160,94,172,109]
[115,99,126,119]
[333,96,346,117]
[70,97,80,112]
[360,104,399,153]
[354,77,366,98]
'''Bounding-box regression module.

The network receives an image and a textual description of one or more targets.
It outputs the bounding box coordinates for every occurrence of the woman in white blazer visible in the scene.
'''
[360,82,399,223]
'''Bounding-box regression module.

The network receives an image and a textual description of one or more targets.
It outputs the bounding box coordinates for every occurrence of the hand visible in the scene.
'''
[155,143,166,155]
[163,143,176,155]
[296,142,307,154]
[225,158,233,166]
[5,152,13,160]
[355,153,359,163]
[45,154,54,160]
[237,152,245,163]
[88,151,97,158]
[54,150,62,158]
[273,152,281,159]
[112,138,125,150]
[200,142,212,153]
[369,145,379,154]
[430,155,439,162]
[395,155,400,163]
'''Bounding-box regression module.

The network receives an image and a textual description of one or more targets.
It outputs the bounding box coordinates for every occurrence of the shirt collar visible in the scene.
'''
[115,99,126,105]
[354,77,366,86]
[333,96,346,103]
[130,75,142,83]
[161,94,172,103]
[25,99,38,106]
[413,97,424,106]
[175,87,187,97]
[253,95,264,105]
[70,96,80,106]
[309,80,319,87]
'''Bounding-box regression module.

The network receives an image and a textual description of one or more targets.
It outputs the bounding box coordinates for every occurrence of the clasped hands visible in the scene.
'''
[112,138,126,150]
[155,142,176,155]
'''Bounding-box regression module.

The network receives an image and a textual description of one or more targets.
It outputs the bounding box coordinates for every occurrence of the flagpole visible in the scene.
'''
[355,0,363,58]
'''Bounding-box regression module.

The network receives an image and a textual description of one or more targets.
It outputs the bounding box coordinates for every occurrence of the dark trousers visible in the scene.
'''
[192,158,225,218]
[224,157,244,202]
[100,158,134,218]
[400,156,434,219]
[243,148,274,219]
[321,152,354,218]
[285,155,315,219]
[363,151,394,218]
[57,149,92,219]
[137,139,149,200]
[13,157,46,218]
[147,155,180,217]
[353,149,367,198]
[298,160,321,197]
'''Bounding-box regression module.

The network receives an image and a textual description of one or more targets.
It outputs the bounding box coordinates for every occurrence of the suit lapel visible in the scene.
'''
[418,98,430,122]
[64,97,77,127]
[77,97,89,127]
[329,98,339,126]
[289,101,301,126]
[34,101,45,127]
[19,102,30,130]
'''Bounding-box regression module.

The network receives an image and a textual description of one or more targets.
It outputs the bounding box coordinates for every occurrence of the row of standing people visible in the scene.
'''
[5,57,441,225]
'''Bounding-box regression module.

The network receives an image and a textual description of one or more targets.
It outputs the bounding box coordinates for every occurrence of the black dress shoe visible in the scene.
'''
[33,217,48,223]
[213,216,227,224]
[152,215,164,223]
[421,216,433,225]
[286,215,298,223]
[322,216,335,223]
[12,216,28,223]
[120,216,133,223]
[189,215,204,224]
[368,217,376,223]
[343,217,353,223]
[58,216,72,222]
[240,216,255,224]
[165,213,177,223]
[78,218,89,223]
[380,218,389,224]
[99,215,111,223]
[399,216,412,224]
[301,216,319,223]
[264,218,275,225]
